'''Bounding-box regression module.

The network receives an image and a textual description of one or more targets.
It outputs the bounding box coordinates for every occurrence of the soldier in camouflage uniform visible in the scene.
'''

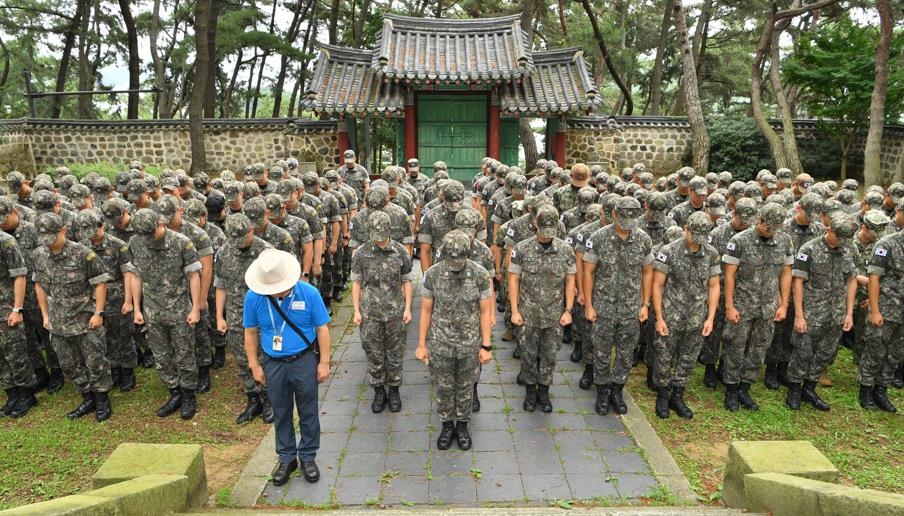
[129,208,203,420]
[417,230,493,451]
[553,164,591,215]
[265,194,313,275]
[185,198,229,369]
[349,186,414,253]
[850,210,890,365]
[279,180,324,278]
[215,214,274,424]
[664,167,696,210]
[565,203,601,364]
[0,229,35,418]
[418,181,486,273]
[302,173,341,312]
[250,163,278,197]
[857,205,904,413]
[6,171,34,210]
[329,169,359,292]
[405,158,430,205]
[785,214,858,411]
[720,203,794,412]
[583,197,653,415]
[339,150,371,202]
[651,212,721,419]
[667,176,708,227]
[351,211,413,414]
[243,196,296,256]
[74,209,139,393]
[33,213,113,421]
[509,207,576,413]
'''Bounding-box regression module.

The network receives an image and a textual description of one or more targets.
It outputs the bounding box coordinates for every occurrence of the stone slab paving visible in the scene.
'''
[262,280,658,508]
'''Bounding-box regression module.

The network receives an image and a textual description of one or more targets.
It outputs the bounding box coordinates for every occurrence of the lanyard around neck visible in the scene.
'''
[266,291,295,338]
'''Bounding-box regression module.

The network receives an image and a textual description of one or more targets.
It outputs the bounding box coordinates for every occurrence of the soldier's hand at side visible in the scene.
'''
[870,311,884,327]
[584,305,597,323]
[656,318,669,337]
[42,316,51,331]
[353,311,362,325]
[494,272,502,282]
[511,312,524,327]
[216,317,228,334]
[251,364,266,385]
[313,264,322,277]
[328,243,338,255]
[793,314,807,334]
[577,292,584,306]
[122,301,133,315]
[316,362,330,383]
[774,306,787,323]
[856,275,869,286]
[415,345,429,364]
[726,306,741,324]
[187,310,200,326]
[478,348,492,365]
[843,313,854,332]
[7,311,22,328]
[402,309,412,325]
[133,311,145,325]
[702,318,713,337]
[638,306,649,323]
[88,314,104,330]
[860,298,870,309]
[560,311,572,327]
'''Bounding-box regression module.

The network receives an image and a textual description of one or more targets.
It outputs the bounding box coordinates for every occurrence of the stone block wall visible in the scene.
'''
[0,118,339,176]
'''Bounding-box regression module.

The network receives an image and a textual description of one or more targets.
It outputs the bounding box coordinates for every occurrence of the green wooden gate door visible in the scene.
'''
[501,119,520,167]
[417,94,487,182]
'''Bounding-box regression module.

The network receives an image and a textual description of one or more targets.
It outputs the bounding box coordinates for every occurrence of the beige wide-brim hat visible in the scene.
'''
[245,249,301,295]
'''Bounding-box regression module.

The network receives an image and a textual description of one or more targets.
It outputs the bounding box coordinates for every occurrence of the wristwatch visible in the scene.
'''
[11,307,23,313]
[94,311,105,318]
[480,345,493,352]
[302,272,310,278]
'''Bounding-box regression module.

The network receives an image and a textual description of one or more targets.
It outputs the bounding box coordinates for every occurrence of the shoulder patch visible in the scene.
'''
[510,250,517,259]
[565,237,573,245]
[876,248,888,257]
[1,239,15,249]
[726,242,736,251]
[119,245,129,253]
[85,251,96,262]
[585,240,593,249]
[707,235,713,243]
[656,252,668,263]
[576,233,585,241]
[185,241,195,250]
[506,228,515,237]
[797,252,808,262]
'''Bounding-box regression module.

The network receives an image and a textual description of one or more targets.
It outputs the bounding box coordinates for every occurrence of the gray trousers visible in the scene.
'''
[721,316,775,385]
[263,349,321,464]
[858,321,904,387]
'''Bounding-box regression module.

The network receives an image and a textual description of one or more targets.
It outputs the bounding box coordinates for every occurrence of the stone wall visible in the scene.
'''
[0,118,339,176]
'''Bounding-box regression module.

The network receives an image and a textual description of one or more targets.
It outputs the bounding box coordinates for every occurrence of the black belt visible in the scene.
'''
[266,346,311,362]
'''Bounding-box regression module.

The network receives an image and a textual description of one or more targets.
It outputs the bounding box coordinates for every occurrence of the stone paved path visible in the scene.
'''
[263,279,658,508]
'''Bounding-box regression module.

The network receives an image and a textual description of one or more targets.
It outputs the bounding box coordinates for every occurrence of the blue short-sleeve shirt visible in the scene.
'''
[243,281,330,358]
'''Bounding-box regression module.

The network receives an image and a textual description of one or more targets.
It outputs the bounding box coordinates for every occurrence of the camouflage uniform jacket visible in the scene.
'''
[642,215,677,246]
[572,220,603,255]
[473,175,494,200]
[6,220,38,276]
[552,184,582,214]
[509,237,577,328]
[707,221,744,303]
[0,231,27,309]
[213,237,272,318]
[338,183,359,212]
[314,191,342,243]
[257,221,296,255]
[560,207,590,234]
[854,233,877,302]
[128,229,202,323]
[436,238,495,277]
[721,228,794,320]
[391,189,416,217]
[866,231,904,324]
[490,195,518,230]
[180,221,214,260]
[350,240,413,322]
[203,222,226,255]
[32,241,110,337]
[339,164,369,201]
[329,187,348,217]
[300,192,326,226]
[288,200,325,240]
[667,201,704,228]
[422,260,492,354]
[792,236,856,326]
[419,206,487,250]
[653,239,721,327]
[783,218,826,253]
[406,174,430,203]
[502,214,566,250]
[583,224,654,319]
[349,207,413,249]
[664,189,688,210]
[487,188,509,219]
[886,217,903,236]
[82,233,134,303]
[422,185,439,206]
[107,223,135,246]
[527,175,550,196]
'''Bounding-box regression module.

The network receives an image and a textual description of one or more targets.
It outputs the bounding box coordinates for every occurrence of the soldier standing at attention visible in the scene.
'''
[850,210,890,365]
[720,203,794,412]
[651,212,721,419]
[0,229,34,418]
[553,163,591,215]
[416,231,494,451]
[583,197,653,416]
[785,214,859,412]
[351,211,413,413]
[418,181,487,273]
[32,213,113,421]
[129,208,203,420]
[509,207,576,413]
[339,150,371,201]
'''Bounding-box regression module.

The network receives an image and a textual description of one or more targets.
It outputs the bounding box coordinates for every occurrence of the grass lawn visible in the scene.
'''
[627,346,904,504]
[0,360,269,510]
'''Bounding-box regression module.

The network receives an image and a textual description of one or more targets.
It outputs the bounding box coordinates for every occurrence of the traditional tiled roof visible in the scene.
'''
[373,14,532,82]
[303,45,406,115]
[498,48,601,116]
[0,118,337,132]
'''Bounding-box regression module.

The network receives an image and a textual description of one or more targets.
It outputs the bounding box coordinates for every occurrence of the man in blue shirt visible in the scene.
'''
[243,249,331,486]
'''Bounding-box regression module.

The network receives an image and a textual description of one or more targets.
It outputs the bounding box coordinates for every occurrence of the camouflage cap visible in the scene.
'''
[441,180,465,204]
[34,212,64,246]
[633,187,648,205]
[242,196,268,225]
[744,182,763,202]
[183,198,207,223]
[324,169,340,183]
[406,158,420,169]
[728,181,746,198]
[269,165,285,181]
[495,164,510,179]
[276,178,300,200]
[101,197,129,223]
[380,167,398,183]
[244,181,260,198]
[364,186,389,209]
[526,194,551,214]
[687,210,714,235]
[455,208,482,235]
[33,190,58,212]
[829,213,858,239]
[760,172,778,189]
[601,193,621,217]
[663,225,685,244]
[155,194,183,224]
[835,189,856,205]
[511,199,526,218]
[343,149,356,162]
[632,163,646,173]
[796,173,814,192]
[718,171,734,185]
[251,162,266,177]
[620,167,634,181]
[689,176,708,195]
[577,186,597,206]
[301,172,320,188]
[589,164,604,176]
[534,206,559,239]
[824,180,838,193]
[75,208,103,240]
[128,159,142,170]
[433,160,448,171]
[127,178,147,201]
[638,171,654,186]
[223,180,244,201]
[367,210,392,241]
[508,174,528,194]
[370,179,389,191]
[264,193,284,215]
[759,202,786,230]
[442,229,471,271]
[821,198,844,218]
[755,169,771,182]
[5,171,25,191]
[809,183,832,200]
[676,167,696,185]
[705,192,727,216]
[862,209,891,232]
[705,172,719,188]
[193,172,210,190]
[863,189,884,208]
[161,176,180,192]
[733,197,759,226]
[0,197,15,225]
[842,178,859,191]
[82,172,100,188]
[647,192,670,212]
[434,170,450,180]
[615,196,643,231]
[92,176,112,196]
[888,182,904,205]
[69,184,91,200]
[224,214,253,247]
[766,193,787,208]
[318,177,330,190]
[799,192,824,216]
[220,170,236,182]
[61,174,80,191]
[145,175,160,190]
[32,178,54,192]
[286,158,299,169]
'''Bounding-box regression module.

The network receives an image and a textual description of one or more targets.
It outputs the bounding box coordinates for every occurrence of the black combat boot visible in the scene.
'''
[669,386,693,419]
[859,384,876,410]
[455,421,472,450]
[211,346,226,370]
[436,421,455,450]
[763,362,780,390]
[197,366,211,394]
[9,386,37,419]
[110,367,122,389]
[873,385,897,413]
[332,286,343,303]
[537,384,553,413]
[646,366,656,392]
[236,393,262,423]
[180,388,197,419]
[387,386,402,413]
[738,382,759,411]
[802,380,830,411]
[2,387,18,416]
[893,363,904,389]
[562,324,573,344]
[512,343,521,359]
[609,384,627,414]
[595,384,610,415]
[516,371,526,385]
[372,386,388,413]
[46,368,64,394]
[703,364,718,389]
[570,345,582,363]
[67,392,96,419]
[471,384,480,412]
[156,388,183,417]
[119,368,136,392]
[578,364,593,390]
[777,362,790,387]
[523,384,537,412]
[140,349,155,368]
[655,387,670,419]
[32,367,49,392]
[94,391,112,422]
[724,384,740,412]
[785,382,803,410]
[260,392,274,424]
[633,342,645,367]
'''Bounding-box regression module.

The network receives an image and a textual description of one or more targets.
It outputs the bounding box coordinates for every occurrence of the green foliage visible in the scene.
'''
[42,162,162,181]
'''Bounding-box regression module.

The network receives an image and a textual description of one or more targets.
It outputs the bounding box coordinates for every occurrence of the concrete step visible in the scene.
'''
[183,507,759,515]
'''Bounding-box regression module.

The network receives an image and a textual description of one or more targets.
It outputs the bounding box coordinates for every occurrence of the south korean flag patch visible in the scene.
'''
[726,242,737,251]
[797,252,808,262]
[656,252,668,263]
[876,247,888,257]
[511,250,517,259]
[565,237,573,245]
[506,228,515,237]
[585,240,593,249]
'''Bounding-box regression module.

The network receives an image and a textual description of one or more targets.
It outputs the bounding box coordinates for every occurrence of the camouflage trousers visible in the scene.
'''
[698,304,726,365]
[572,302,588,347]
[318,251,335,300]
[226,323,261,394]
[0,322,34,389]
[360,318,405,387]
[520,325,562,386]
[193,309,213,367]
[857,321,904,387]
[721,316,775,385]
[146,319,198,390]
[342,242,352,282]
[581,314,595,366]
[787,323,842,384]
[653,319,706,388]
[851,303,868,365]
[207,292,226,349]
[51,328,112,394]
[591,316,639,385]
[25,298,59,370]
[766,305,795,363]
[640,312,656,366]
[427,343,479,422]
[105,302,137,368]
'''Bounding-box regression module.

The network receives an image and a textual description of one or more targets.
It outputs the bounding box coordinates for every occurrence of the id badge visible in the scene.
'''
[272,335,283,352]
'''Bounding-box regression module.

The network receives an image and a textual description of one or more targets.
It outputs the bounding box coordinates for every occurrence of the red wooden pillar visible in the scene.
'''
[337,117,350,164]
[488,98,501,160]
[404,102,417,163]
[553,117,567,167]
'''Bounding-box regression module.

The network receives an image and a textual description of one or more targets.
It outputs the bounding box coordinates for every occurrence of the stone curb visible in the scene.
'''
[620,389,697,504]
[188,507,747,515]
[227,298,356,508]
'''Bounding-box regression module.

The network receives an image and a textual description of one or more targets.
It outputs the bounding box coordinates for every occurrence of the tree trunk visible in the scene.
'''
[673,0,709,172]
[272,0,313,117]
[75,0,94,118]
[0,37,9,107]
[691,0,712,75]
[221,49,246,118]
[648,0,673,116]
[148,0,171,119]
[50,0,87,118]
[579,0,633,115]
[863,0,892,186]
[287,72,302,117]
[353,0,371,47]
[517,0,540,170]
[203,0,220,118]
[118,0,140,119]
[768,35,802,175]
[191,0,213,173]
[328,0,340,45]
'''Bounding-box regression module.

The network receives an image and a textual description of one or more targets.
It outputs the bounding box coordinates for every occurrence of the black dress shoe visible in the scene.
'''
[301,460,320,483]
[272,460,297,486]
